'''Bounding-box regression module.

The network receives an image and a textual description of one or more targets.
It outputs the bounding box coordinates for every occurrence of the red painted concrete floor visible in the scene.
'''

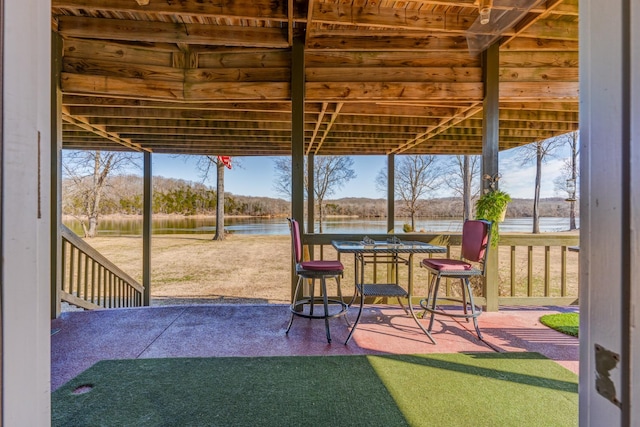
[51,303,579,391]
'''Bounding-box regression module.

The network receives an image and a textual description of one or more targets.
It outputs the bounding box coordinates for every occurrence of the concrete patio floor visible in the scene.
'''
[51,303,579,392]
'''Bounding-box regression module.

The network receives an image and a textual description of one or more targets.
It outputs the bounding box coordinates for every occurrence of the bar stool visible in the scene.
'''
[419,219,492,340]
[285,218,348,343]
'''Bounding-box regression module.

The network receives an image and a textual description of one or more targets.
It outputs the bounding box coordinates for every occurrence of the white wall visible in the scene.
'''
[2,0,52,425]
[580,0,640,425]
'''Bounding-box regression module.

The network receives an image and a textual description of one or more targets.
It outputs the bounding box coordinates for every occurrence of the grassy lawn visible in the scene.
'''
[82,233,579,307]
[540,312,579,337]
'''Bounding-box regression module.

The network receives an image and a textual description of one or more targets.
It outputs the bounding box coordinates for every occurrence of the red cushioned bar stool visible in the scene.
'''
[285,218,348,343]
[419,219,492,341]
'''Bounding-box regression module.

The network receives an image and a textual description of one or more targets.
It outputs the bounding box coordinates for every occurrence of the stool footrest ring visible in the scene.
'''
[290,298,349,320]
[419,297,482,320]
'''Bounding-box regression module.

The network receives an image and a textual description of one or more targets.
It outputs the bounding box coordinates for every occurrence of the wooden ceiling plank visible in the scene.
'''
[62,72,291,101]
[307,102,328,155]
[306,66,482,83]
[501,0,566,46]
[306,34,470,51]
[56,0,581,157]
[500,81,579,99]
[305,50,480,67]
[58,16,289,48]
[63,57,185,82]
[53,0,289,22]
[312,2,476,33]
[516,18,579,41]
[314,102,344,155]
[305,82,483,101]
[62,110,150,152]
[62,95,292,112]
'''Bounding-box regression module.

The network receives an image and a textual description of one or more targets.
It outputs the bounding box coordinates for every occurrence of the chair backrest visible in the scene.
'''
[460,220,492,269]
[287,217,303,264]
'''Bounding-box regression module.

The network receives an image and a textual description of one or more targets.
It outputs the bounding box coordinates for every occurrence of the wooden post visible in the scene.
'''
[387,154,395,233]
[291,34,305,300]
[307,153,315,256]
[387,154,396,283]
[142,151,152,306]
[482,42,500,312]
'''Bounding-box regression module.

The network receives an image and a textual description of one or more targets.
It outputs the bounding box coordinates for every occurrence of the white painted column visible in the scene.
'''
[579,0,639,425]
[2,0,52,425]
[630,3,640,424]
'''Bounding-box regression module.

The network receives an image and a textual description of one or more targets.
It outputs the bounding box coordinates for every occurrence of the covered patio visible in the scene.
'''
[50,0,580,315]
[5,0,640,424]
[49,0,582,419]
[51,303,579,392]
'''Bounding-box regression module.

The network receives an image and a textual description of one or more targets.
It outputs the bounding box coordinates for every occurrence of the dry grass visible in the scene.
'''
[84,233,580,306]
[86,234,291,305]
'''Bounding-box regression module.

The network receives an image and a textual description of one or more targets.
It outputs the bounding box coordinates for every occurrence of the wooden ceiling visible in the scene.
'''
[52,0,579,156]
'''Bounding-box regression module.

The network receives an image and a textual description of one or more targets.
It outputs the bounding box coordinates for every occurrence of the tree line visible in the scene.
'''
[63,174,291,218]
[63,174,575,220]
[63,132,579,237]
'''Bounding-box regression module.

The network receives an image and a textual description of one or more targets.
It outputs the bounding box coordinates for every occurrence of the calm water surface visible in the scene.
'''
[64,216,579,236]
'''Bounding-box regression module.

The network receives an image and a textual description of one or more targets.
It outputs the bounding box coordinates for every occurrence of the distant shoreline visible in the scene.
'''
[62,213,362,221]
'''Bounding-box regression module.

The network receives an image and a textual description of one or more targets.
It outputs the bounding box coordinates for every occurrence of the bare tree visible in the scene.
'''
[273,156,356,232]
[444,155,481,221]
[63,150,139,237]
[194,155,233,240]
[518,137,564,233]
[376,155,442,231]
[553,131,580,230]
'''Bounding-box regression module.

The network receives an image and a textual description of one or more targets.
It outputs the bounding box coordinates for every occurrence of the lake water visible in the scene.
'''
[64,216,579,236]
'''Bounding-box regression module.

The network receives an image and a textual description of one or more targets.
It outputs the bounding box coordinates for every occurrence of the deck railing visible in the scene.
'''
[60,225,144,310]
[303,232,579,310]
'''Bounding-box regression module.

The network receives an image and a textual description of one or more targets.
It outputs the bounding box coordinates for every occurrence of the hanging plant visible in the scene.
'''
[475,174,511,246]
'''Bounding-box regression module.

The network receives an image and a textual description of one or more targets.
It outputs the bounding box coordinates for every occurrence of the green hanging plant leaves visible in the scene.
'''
[475,174,511,247]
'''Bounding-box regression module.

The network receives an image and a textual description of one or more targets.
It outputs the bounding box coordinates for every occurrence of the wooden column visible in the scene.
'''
[387,154,395,233]
[142,151,152,306]
[482,42,500,312]
[307,153,315,260]
[307,153,315,234]
[291,34,305,300]
[387,154,396,283]
[51,31,63,319]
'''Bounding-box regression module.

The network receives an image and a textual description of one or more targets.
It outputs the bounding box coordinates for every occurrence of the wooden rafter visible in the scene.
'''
[52,0,580,156]
[61,107,149,152]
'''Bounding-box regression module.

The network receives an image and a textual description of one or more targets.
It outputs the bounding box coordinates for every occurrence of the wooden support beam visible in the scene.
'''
[291,35,305,300]
[57,16,289,48]
[387,154,395,233]
[482,42,500,313]
[142,152,152,306]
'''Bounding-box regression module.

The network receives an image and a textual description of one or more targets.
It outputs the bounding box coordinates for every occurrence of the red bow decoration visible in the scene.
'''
[217,156,232,169]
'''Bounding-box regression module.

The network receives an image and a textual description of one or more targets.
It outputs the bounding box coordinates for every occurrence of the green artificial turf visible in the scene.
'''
[52,353,578,427]
[540,312,580,337]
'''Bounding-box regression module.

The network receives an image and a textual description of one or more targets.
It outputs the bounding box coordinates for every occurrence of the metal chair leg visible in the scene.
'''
[309,278,315,316]
[335,276,351,326]
[344,285,365,344]
[464,278,483,340]
[286,276,303,334]
[427,276,442,332]
[321,277,332,343]
[420,274,437,317]
[461,278,469,322]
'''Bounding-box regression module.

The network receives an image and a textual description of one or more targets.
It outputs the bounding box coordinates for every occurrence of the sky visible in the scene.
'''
[150,146,572,200]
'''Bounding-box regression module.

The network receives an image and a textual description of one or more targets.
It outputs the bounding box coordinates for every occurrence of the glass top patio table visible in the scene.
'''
[331,239,446,344]
[331,239,446,254]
